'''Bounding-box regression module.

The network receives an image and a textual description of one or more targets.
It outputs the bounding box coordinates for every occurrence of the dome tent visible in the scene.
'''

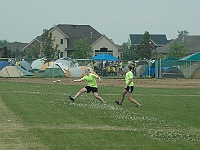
[43,65,65,78]
[19,60,32,71]
[65,66,96,78]
[0,66,23,77]
[16,66,33,76]
[31,58,45,70]
[0,61,9,70]
[39,61,55,72]
[55,58,78,68]
[162,67,185,78]
[191,67,200,79]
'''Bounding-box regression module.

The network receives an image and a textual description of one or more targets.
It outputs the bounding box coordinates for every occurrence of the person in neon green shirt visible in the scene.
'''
[115,65,141,107]
[69,69,106,103]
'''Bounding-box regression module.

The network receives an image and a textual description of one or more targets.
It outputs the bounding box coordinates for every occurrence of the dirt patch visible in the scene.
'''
[1,78,200,88]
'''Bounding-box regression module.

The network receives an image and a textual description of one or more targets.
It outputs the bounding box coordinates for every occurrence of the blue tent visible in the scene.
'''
[19,60,32,71]
[91,54,119,61]
[0,61,9,70]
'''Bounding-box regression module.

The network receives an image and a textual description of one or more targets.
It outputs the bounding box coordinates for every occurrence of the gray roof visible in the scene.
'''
[157,35,200,55]
[129,34,168,45]
[5,42,28,52]
[50,24,103,49]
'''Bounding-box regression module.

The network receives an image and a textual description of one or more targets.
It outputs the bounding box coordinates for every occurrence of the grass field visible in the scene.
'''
[0,80,200,150]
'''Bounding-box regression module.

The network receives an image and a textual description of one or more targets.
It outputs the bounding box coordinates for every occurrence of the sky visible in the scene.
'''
[1,0,200,45]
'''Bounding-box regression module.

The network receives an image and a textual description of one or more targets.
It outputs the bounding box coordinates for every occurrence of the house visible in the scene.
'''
[4,42,28,55]
[129,34,169,50]
[22,24,120,59]
[156,35,200,56]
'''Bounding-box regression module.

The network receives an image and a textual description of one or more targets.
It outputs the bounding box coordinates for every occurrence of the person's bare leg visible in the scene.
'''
[119,89,127,104]
[127,92,141,106]
[73,88,87,100]
[93,92,106,103]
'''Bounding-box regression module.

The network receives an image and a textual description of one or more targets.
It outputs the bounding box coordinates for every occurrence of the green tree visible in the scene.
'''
[138,31,152,59]
[72,38,93,59]
[11,49,20,58]
[151,51,163,59]
[0,39,9,46]
[1,46,12,58]
[121,41,136,60]
[167,43,188,58]
[178,30,189,37]
[25,45,40,59]
[41,29,59,61]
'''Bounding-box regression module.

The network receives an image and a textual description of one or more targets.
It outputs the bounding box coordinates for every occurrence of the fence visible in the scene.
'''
[139,59,200,79]
[0,58,200,79]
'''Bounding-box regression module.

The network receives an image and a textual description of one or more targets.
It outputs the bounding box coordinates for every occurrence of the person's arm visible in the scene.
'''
[91,73,102,82]
[72,79,82,82]
[98,76,102,82]
[126,78,133,86]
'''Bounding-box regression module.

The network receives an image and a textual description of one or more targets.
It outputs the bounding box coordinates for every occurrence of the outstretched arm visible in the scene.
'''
[98,76,102,82]
[72,79,82,82]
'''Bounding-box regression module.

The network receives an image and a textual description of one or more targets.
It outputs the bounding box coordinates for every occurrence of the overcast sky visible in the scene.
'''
[1,0,200,45]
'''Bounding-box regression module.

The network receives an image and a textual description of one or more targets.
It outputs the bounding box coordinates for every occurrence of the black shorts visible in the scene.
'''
[85,86,98,93]
[124,86,134,93]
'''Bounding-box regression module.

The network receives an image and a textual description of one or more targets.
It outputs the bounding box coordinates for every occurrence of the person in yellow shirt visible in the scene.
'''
[90,61,94,70]
[105,62,110,76]
[111,66,116,76]
[115,65,141,107]
[69,68,106,103]
[15,61,19,66]
[119,61,123,75]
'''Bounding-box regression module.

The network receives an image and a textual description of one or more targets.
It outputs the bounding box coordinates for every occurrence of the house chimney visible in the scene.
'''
[91,31,93,38]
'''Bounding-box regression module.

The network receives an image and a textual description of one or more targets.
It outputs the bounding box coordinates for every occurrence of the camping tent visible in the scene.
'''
[31,59,45,70]
[180,52,200,61]
[39,61,55,72]
[191,67,200,79]
[0,66,23,77]
[65,66,95,77]
[141,58,179,77]
[162,67,185,78]
[0,61,9,70]
[56,63,69,72]
[16,66,33,76]
[55,58,78,68]
[43,65,65,78]
[90,54,119,61]
[19,60,32,71]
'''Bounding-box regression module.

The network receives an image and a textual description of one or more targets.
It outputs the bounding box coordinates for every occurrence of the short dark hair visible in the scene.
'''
[128,65,133,71]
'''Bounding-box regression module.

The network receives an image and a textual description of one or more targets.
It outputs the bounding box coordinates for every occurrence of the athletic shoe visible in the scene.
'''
[115,100,122,105]
[136,104,142,107]
[69,96,75,102]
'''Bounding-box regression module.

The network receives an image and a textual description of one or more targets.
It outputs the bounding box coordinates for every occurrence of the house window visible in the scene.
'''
[60,39,63,44]
[95,49,113,56]
[100,47,108,52]
[60,52,63,58]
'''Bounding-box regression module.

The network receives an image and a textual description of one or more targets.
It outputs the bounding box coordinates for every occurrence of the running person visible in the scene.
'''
[115,65,141,107]
[69,69,106,103]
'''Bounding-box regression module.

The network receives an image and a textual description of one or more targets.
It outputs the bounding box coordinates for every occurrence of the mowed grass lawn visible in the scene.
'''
[0,80,200,150]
